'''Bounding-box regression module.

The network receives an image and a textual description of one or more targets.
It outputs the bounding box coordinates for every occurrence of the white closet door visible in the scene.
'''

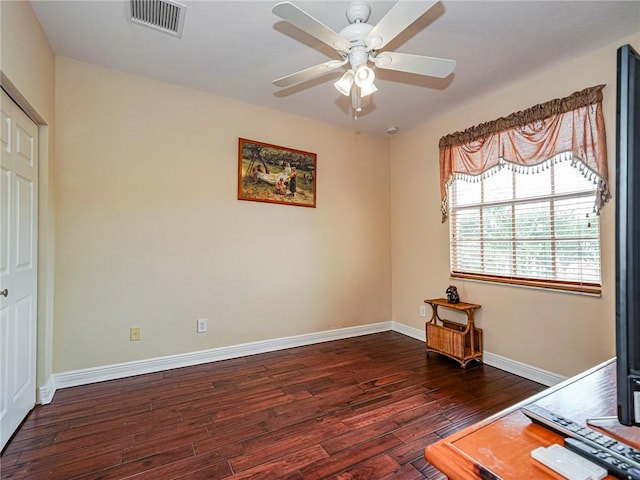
[0,88,38,450]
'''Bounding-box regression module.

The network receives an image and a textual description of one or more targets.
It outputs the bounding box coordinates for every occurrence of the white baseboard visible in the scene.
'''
[37,376,56,405]
[42,320,563,403]
[391,321,425,341]
[391,321,564,386]
[49,322,393,394]
[483,351,565,386]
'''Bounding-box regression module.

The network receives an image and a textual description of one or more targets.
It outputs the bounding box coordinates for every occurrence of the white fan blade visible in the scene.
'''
[366,1,438,51]
[273,2,349,51]
[273,59,348,87]
[374,52,455,78]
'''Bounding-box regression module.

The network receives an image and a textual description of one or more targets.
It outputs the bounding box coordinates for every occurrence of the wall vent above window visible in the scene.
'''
[127,0,186,38]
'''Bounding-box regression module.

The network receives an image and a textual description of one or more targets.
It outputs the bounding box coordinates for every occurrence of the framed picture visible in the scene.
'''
[237,138,317,208]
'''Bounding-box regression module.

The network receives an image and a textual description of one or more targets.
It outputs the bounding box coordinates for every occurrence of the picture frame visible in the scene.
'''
[237,138,317,208]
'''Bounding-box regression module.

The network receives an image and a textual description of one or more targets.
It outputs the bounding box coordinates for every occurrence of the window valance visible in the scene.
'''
[439,85,609,222]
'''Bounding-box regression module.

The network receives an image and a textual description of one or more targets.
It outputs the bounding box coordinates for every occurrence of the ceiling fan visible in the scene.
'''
[272,1,456,118]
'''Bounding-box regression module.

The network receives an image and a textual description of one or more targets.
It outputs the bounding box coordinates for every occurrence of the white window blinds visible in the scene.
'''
[449,156,601,294]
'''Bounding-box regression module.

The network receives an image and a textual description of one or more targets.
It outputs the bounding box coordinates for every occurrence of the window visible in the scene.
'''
[438,85,609,294]
[448,158,601,294]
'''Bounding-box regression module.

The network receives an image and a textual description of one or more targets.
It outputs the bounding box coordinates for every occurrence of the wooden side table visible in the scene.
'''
[424,298,483,368]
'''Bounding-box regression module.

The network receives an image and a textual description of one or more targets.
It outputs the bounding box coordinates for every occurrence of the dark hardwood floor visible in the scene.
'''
[1,331,546,479]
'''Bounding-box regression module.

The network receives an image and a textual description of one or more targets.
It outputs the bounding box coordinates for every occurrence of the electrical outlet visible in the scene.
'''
[130,327,141,341]
[197,318,207,333]
[419,306,427,317]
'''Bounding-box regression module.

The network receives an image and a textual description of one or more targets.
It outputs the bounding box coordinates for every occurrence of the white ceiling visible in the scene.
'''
[30,0,640,138]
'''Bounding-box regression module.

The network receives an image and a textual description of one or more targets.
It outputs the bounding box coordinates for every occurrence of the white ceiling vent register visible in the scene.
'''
[127,0,186,38]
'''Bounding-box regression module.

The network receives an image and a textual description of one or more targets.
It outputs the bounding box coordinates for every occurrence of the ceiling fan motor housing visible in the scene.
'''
[339,21,373,45]
[339,19,373,69]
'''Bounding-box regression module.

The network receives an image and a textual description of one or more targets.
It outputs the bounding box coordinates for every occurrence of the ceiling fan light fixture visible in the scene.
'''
[334,69,355,96]
[354,65,375,88]
[359,80,377,97]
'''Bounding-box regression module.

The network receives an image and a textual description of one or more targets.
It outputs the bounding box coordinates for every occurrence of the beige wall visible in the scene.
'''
[53,57,391,372]
[390,32,640,378]
[1,0,54,119]
[4,1,636,382]
[1,0,56,391]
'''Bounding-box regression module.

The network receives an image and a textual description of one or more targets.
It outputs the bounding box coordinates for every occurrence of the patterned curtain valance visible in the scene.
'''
[439,85,609,222]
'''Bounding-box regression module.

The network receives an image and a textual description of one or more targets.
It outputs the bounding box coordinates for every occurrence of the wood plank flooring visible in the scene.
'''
[1,332,546,479]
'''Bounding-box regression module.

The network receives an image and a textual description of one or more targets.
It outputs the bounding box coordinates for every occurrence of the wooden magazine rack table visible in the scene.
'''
[424,298,482,368]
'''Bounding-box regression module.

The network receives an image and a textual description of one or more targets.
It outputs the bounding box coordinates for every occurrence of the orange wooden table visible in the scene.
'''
[425,359,640,479]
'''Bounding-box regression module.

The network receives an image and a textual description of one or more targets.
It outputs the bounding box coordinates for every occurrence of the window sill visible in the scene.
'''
[451,272,602,296]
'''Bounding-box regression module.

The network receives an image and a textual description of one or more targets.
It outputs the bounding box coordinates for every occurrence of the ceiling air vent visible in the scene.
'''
[127,0,186,38]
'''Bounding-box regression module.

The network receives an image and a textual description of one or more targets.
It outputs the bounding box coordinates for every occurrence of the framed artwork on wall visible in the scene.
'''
[237,138,317,208]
